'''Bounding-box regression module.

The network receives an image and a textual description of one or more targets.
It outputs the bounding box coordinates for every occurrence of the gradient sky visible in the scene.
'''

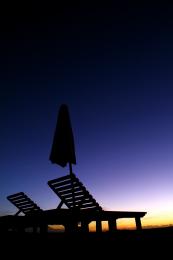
[1,3,173,228]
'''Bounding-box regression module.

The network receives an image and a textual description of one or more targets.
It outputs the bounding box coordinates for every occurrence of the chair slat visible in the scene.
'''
[7,192,42,215]
[48,173,102,211]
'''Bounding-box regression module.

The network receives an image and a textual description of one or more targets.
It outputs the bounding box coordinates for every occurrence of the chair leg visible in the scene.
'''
[64,221,78,233]
[96,220,102,233]
[135,217,142,230]
[33,225,37,233]
[108,219,117,232]
[18,226,25,233]
[81,221,89,233]
[40,224,48,234]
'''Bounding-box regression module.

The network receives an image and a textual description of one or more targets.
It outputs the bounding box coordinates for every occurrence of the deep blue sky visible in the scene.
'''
[1,3,173,227]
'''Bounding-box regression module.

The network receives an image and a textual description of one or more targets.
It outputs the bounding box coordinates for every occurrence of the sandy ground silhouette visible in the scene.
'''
[1,228,173,258]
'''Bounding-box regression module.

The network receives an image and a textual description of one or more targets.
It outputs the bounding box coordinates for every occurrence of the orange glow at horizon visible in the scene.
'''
[48,210,173,232]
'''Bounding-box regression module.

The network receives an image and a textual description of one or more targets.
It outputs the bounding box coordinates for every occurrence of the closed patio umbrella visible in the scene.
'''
[49,104,76,175]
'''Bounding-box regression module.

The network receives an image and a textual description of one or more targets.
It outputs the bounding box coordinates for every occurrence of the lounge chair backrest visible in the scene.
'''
[7,192,42,215]
[48,173,102,211]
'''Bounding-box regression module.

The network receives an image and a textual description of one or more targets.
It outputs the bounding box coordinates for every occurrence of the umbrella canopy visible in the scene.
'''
[49,104,76,168]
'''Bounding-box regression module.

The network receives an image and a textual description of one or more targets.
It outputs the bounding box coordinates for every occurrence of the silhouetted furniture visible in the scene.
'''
[0,192,47,233]
[48,173,147,232]
[1,175,146,233]
[7,192,42,216]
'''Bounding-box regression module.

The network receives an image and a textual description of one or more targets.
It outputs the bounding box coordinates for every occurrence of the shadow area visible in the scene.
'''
[1,228,173,258]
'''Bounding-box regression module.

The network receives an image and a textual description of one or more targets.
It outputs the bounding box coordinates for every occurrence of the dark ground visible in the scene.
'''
[1,228,173,258]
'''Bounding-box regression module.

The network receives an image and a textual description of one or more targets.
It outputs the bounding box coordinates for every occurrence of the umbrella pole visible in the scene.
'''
[69,162,75,208]
[69,162,73,175]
